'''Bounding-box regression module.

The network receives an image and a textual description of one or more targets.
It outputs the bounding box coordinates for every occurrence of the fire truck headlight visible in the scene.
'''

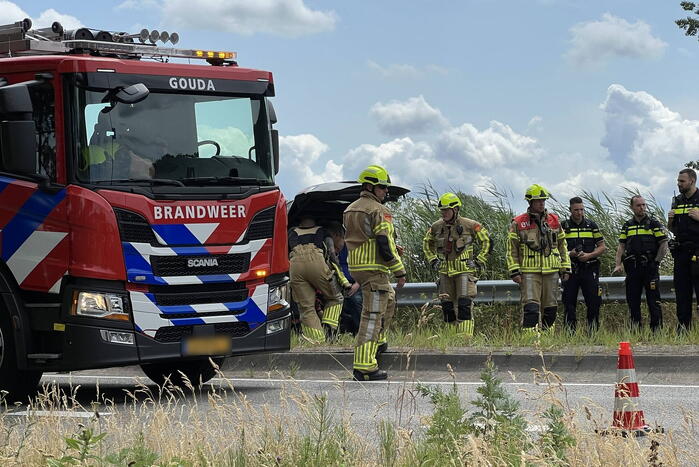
[72,292,130,321]
[267,283,289,312]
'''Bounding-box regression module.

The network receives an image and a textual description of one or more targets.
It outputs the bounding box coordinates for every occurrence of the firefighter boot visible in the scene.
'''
[456,297,474,336]
[441,301,456,323]
[542,306,557,332]
[353,369,388,381]
[522,302,540,339]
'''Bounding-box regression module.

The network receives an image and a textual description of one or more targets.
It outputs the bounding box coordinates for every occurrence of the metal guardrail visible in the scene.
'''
[396,276,675,307]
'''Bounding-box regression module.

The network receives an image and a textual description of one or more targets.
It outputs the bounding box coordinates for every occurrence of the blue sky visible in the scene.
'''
[3,0,699,211]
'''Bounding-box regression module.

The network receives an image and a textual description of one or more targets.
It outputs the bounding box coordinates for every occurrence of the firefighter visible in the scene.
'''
[506,184,570,332]
[322,221,357,334]
[82,113,154,178]
[423,192,491,336]
[561,196,606,333]
[288,217,349,342]
[344,165,406,381]
[613,195,668,332]
[668,168,699,332]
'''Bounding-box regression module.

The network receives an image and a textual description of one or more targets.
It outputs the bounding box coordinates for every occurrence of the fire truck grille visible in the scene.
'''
[114,208,158,245]
[153,322,251,343]
[155,289,248,306]
[245,207,275,241]
[150,253,251,277]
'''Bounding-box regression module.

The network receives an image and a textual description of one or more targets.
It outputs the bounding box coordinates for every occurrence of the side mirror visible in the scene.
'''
[0,83,37,175]
[0,121,37,174]
[114,83,149,104]
[0,81,33,117]
[271,129,279,175]
[266,99,277,124]
[102,83,149,113]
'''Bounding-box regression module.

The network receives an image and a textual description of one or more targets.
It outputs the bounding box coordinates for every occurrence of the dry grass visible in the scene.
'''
[1,361,698,466]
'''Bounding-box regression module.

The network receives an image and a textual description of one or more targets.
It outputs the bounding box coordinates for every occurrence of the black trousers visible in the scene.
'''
[624,261,662,331]
[562,262,601,331]
[673,251,699,330]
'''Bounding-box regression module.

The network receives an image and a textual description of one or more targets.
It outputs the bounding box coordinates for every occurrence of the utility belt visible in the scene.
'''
[571,259,599,274]
[622,252,657,269]
[670,239,696,254]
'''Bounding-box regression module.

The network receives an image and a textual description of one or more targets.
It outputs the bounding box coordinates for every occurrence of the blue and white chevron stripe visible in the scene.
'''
[123,238,267,285]
[130,284,268,338]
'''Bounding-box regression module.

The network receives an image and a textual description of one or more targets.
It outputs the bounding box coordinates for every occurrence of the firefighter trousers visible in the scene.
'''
[624,261,662,332]
[520,272,558,330]
[351,270,395,373]
[290,252,343,342]
[562,262,601,332]
[438,273,476,335]
[673,251,699,330]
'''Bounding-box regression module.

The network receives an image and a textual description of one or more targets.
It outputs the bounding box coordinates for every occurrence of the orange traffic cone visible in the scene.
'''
[612,341,651,436]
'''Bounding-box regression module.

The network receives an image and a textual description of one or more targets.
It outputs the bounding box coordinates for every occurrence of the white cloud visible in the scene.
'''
[0,1,27,25]
[278,134,342,192]
[437,121,542,169]
[370,95,448,136]
[278,86,698,213]
[162,0,336,37]
[0,2,83,30]
[600,84,699,197]
[527,116,543,132]
[34,9,83,29]
[367,60,448,78]
[117,0,161,10]
[566,13,666,68]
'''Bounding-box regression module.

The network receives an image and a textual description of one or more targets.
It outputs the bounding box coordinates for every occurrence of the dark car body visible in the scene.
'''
[287,181,410,226]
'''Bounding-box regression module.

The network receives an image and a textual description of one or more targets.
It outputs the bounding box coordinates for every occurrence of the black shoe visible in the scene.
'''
[352,369,388,381]
[376,342,388,354]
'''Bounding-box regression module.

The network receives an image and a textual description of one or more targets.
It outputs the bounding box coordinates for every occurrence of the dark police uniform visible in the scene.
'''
[561,218,604,332]
[618,216,666,331]
[670,189,699,329]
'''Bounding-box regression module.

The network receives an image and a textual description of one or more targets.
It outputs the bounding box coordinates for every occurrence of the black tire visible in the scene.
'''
[0,312,42,403]
[140,357,224,388]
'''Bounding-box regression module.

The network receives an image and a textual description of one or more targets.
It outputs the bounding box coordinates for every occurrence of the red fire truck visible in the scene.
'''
[0,19,290,400]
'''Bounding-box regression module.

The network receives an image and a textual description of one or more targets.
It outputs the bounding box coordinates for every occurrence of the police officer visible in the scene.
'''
[613,195,668,332]
[668,168,699,331]
[506,184,570,333]
[344,165,406,381]
[423,192,491,336]
[288,217,349,342]
[561,197,606,333]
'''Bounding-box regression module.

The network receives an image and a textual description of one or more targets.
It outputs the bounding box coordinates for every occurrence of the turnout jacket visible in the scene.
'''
[422,216,491,276]
[343,191,406,277]
[506,210,570,276]
[288,225,349,287]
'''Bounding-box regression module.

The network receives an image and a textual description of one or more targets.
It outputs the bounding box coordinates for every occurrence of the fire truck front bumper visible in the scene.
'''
[46,310,291,372]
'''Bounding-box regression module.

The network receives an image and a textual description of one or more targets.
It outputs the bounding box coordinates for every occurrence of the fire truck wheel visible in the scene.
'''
[0,313,42,403]
[140,357,225,388]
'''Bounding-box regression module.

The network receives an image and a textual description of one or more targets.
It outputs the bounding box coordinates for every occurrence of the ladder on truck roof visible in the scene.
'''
[0,18,236,65]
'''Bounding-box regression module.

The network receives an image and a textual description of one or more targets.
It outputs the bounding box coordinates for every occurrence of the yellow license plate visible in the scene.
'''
[182,336,232,356]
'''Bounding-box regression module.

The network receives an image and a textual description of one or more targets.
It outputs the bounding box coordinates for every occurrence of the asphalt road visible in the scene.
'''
[5,364,696,439]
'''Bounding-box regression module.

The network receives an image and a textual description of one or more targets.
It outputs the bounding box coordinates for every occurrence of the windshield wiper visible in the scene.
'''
[92,178,185,187]
[180,176,269,186]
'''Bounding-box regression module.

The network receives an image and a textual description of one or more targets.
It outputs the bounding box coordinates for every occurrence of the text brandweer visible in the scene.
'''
[153,205,246,220]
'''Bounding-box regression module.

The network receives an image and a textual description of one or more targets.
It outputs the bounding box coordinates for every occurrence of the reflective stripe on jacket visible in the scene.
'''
[422,216,490,276]
[344,191,406,276]
[506,211,570,275]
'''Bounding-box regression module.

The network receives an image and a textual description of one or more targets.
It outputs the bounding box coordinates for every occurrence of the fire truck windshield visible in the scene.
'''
[72,85,275,187]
